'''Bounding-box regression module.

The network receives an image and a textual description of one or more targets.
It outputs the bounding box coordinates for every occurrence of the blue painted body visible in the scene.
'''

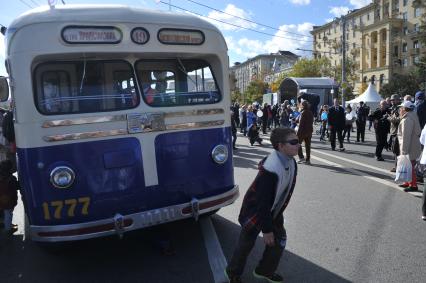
[17,128,234,226]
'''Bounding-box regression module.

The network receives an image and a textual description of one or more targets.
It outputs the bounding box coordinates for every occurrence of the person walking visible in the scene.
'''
[225,128,299,283]
[319,105,329,141]
[343,105,354,143]
[231,110,238,150]
[328,98,345,151]
[239,105,247,136]
[355,101,369,142]
[397,100,422,192]
[388,94,401,172]
[296,101,314,165]
[369,100,390,161]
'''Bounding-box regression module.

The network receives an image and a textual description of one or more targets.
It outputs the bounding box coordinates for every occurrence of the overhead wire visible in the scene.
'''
[157,1,313,43]
[18,0,34,9]
[183,0,313,38]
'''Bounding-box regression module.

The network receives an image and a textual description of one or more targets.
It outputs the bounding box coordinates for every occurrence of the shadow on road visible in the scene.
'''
[212,215,351,283]
[0,220,213,283]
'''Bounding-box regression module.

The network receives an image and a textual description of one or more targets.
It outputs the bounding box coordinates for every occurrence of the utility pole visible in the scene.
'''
[341,16,347,108]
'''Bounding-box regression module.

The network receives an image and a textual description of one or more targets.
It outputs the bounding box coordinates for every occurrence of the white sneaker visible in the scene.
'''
[297,158,305,164]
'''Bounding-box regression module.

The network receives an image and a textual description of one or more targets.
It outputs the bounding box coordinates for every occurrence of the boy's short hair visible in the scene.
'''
[0,160,13,177]
[270,127,296,150]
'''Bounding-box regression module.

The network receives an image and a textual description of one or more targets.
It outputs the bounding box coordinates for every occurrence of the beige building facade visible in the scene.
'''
[230,51,299,94]
[311,0,425,94]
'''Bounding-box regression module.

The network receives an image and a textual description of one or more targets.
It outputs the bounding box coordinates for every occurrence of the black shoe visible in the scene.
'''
[253,268,283,283]
[233,147,238,150]
[225,268,242,283]
[331,148,336,151]
[376,157,384,161]
[422,216,426,221]
[339,147,345,152]
[398,183,409,188]
[403,186,418,192]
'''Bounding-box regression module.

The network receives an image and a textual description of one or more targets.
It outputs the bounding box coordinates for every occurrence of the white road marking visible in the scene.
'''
[200,217,228,283]
[311,148,395,176]
[310,155,422,196]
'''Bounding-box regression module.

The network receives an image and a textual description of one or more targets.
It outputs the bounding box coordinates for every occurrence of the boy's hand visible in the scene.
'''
[263,232,275,246]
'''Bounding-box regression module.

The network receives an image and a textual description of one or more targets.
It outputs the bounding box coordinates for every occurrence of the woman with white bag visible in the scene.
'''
[397,100,422,192]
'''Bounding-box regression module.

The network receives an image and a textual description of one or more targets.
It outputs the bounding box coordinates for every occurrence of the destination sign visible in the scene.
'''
[62,26,122,44]
[158,29,204,45]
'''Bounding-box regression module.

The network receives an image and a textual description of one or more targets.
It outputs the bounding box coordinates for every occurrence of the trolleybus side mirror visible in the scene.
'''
[0,76,10,102]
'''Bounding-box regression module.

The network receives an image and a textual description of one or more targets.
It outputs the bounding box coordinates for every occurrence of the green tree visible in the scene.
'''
[287,57,332,77]
[379,73,420,98]
[243,79,269,103]
[231,90,242,103]
[332,57,359,101]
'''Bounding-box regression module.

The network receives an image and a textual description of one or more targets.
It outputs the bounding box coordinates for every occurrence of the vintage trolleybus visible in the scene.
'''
[0,5,238,242]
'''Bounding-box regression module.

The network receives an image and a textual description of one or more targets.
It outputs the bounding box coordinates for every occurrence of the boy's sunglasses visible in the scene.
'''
[282,139,299,145]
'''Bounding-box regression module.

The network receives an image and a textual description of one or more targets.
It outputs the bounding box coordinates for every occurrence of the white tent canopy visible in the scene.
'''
[347,83,382,104]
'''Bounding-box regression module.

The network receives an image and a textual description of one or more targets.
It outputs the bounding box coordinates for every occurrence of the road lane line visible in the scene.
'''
[200,217,227,283]
[310,155,423,196]
[239,138,422,196]
[311,148,395,176]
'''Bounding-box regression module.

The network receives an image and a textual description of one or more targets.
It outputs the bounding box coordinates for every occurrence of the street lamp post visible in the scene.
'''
[333,12,351,107]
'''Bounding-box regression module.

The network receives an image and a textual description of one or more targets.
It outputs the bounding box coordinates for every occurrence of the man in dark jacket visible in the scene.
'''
[369,100,390,161]
[225,128,299,283]
[328,98,346,151]
[296,101,314,165]
[355,101,369,142]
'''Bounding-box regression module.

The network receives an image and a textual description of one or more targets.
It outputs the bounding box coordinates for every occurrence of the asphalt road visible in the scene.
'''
[1,125,425,283]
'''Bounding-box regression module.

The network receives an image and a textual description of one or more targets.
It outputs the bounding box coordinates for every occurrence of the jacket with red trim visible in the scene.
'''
[238,153,297,234]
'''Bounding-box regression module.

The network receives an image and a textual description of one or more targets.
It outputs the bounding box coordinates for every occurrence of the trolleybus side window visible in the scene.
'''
[34,60,139,115]
[135,59,220,107]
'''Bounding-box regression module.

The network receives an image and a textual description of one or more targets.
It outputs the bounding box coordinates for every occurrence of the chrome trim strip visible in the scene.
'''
[43,129,128,142]
[43,120,225,142]
[42,108,224,128]
[30,185,239,242]
[164,108,224,118]
[166,120,224,130]
[42,115,127,128]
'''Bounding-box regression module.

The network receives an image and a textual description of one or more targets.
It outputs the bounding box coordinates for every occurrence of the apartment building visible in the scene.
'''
[230,51,299,93]
[311,0,425,93]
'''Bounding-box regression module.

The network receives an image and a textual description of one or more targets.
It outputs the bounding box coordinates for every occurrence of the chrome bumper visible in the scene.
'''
[30,185,239,242]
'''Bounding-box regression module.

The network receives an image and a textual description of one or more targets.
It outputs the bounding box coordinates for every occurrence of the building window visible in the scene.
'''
[367,13,370,21]
[414,8,421,18]
[402,12,408,21]
[414,56,420,64]
[403,26,408,35]
[403,0,407,6]
[402,58,408,66]
[414,41,419,49]
[394,45,398,56]
[319,33,321,39]
[415,23,420,33]
[402,42,408,52]
[353,30,356,37]
[353,43,356,49]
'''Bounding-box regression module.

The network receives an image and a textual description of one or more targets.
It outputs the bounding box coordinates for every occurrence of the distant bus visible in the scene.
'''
[0,4,238,242]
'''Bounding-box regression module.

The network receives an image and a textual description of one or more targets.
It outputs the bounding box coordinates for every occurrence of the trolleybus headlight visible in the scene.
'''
[211,145,228,164]
[50,166,75,189]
